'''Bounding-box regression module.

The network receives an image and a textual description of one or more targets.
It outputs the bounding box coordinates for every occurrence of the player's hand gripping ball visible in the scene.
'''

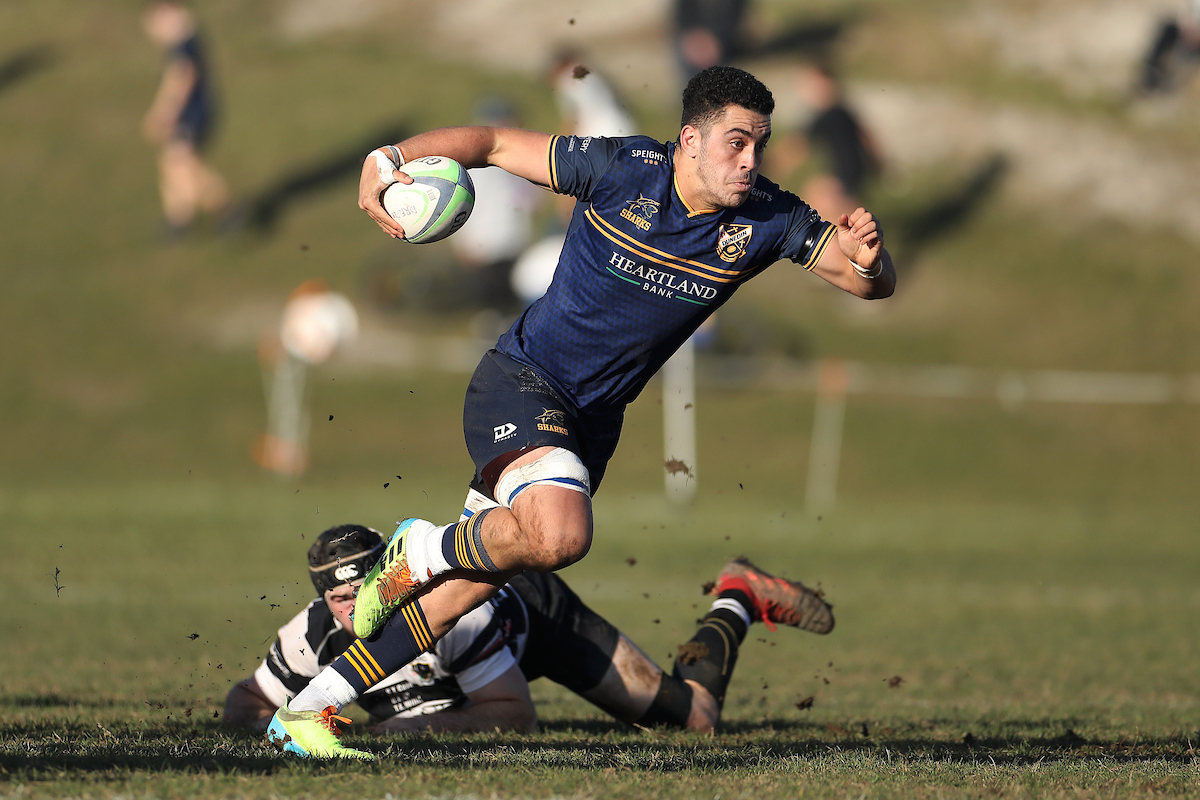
[381,156,475,244]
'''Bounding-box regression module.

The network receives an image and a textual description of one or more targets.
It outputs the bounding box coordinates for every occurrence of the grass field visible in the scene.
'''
[3,0,1200,797]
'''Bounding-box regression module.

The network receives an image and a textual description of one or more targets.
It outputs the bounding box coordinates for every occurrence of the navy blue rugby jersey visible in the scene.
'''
[495,135,836,416]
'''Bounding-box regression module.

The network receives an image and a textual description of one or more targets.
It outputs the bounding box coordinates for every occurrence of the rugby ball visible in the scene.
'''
[381,156,475,244]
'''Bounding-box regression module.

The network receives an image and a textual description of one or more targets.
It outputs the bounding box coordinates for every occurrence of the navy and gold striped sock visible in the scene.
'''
[332,600,435,693]
[441,508,500,572]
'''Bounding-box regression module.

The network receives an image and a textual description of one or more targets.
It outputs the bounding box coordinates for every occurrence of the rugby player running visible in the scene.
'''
[267,65,894,756]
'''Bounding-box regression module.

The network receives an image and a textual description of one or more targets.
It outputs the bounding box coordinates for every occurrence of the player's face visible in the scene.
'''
[325,581,361,631]
[694,105,771,209]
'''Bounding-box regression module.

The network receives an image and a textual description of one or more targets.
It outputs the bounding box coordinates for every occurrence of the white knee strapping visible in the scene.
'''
[493,447,591,508]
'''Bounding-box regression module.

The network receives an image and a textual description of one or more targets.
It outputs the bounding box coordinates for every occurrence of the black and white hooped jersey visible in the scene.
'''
[495,135,835,416]
[252,586,529,720]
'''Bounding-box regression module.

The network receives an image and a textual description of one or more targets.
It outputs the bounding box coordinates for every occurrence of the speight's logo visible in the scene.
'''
[535,408,569,436]
[717,223,752,263]
[620,195,660,232]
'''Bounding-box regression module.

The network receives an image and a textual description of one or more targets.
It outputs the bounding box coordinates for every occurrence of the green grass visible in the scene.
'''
[4,459,1200,797]
[3,0,1200,796]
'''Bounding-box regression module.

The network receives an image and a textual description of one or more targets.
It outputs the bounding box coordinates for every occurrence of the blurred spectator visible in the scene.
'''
[509,232,566,308]
[512,53,639,310]
[1136,0,1200,95]
[548,50,636,137]
[775,61,880,224]
[141,1,231,236]
[450,97,542,316]
[672,0,751,82]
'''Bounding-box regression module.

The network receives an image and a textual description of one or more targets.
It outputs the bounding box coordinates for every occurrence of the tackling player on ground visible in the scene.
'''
[244,525,834,759]
[268,65,893,751]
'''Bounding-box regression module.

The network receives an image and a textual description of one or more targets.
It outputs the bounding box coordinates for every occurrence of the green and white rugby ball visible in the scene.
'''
[381,156,475,244]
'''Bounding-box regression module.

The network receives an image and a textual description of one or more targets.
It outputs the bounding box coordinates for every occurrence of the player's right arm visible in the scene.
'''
[358,126,553,239]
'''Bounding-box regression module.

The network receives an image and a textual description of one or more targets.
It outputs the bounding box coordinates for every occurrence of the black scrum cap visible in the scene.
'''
[307,524,384,595]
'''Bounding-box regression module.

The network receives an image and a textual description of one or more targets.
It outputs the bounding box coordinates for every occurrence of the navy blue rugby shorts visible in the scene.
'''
[463,350,623,499]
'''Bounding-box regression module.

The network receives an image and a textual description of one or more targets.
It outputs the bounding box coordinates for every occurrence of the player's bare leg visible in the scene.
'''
[476,447,594,571]
[412,570,516,639]
[354,446,592,638]
[300,445,594,723]
[282,571,513,721]
[580,561,835,733]
[578,634,720,733]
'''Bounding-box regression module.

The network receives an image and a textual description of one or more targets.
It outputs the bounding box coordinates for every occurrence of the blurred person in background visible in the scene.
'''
[771,61,880,225]
[449,97,542,320]
[515,51,642,307]
[1136,0,1200,95]
[230,525,835,754]
[672,0,751,82]
[141,1,232,237]
[549,49,637,138]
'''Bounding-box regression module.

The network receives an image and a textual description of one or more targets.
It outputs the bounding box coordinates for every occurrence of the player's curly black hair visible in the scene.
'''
[680,65,774,132]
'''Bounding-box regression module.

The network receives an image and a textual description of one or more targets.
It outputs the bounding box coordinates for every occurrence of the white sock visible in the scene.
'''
[404,520,454,582]
[290,667,358,713]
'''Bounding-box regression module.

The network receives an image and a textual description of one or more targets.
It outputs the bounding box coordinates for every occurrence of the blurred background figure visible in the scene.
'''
[508,51,640,311]
[254,281,358,477]
[548,49,636,138]
[774,61,881,225]
[359,99,539,328]
[449,97,542,323]
[141,1,231,237]
[672,0,751,82]
[1136,0,1200,95]
[509,231,567,309]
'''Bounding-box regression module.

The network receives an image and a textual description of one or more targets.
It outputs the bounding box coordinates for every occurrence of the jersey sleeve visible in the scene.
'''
[433,602,518,696]
[779,199,838,271]
[250,601,324,706]
[547,135,630,201]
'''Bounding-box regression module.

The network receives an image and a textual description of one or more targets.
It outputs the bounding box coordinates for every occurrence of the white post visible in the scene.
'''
[806,359,848,516]
[663,336,697,504]
[254,285,357,477]
[256,350,310,477]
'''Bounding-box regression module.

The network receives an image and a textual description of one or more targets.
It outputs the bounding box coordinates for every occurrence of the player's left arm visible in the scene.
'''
[811,207,896,300]
[366,664,537,735]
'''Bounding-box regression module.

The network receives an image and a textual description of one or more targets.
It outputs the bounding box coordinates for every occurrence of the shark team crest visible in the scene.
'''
[535,408,569,436]
[717,224,753,263]
[620,195,660,232]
